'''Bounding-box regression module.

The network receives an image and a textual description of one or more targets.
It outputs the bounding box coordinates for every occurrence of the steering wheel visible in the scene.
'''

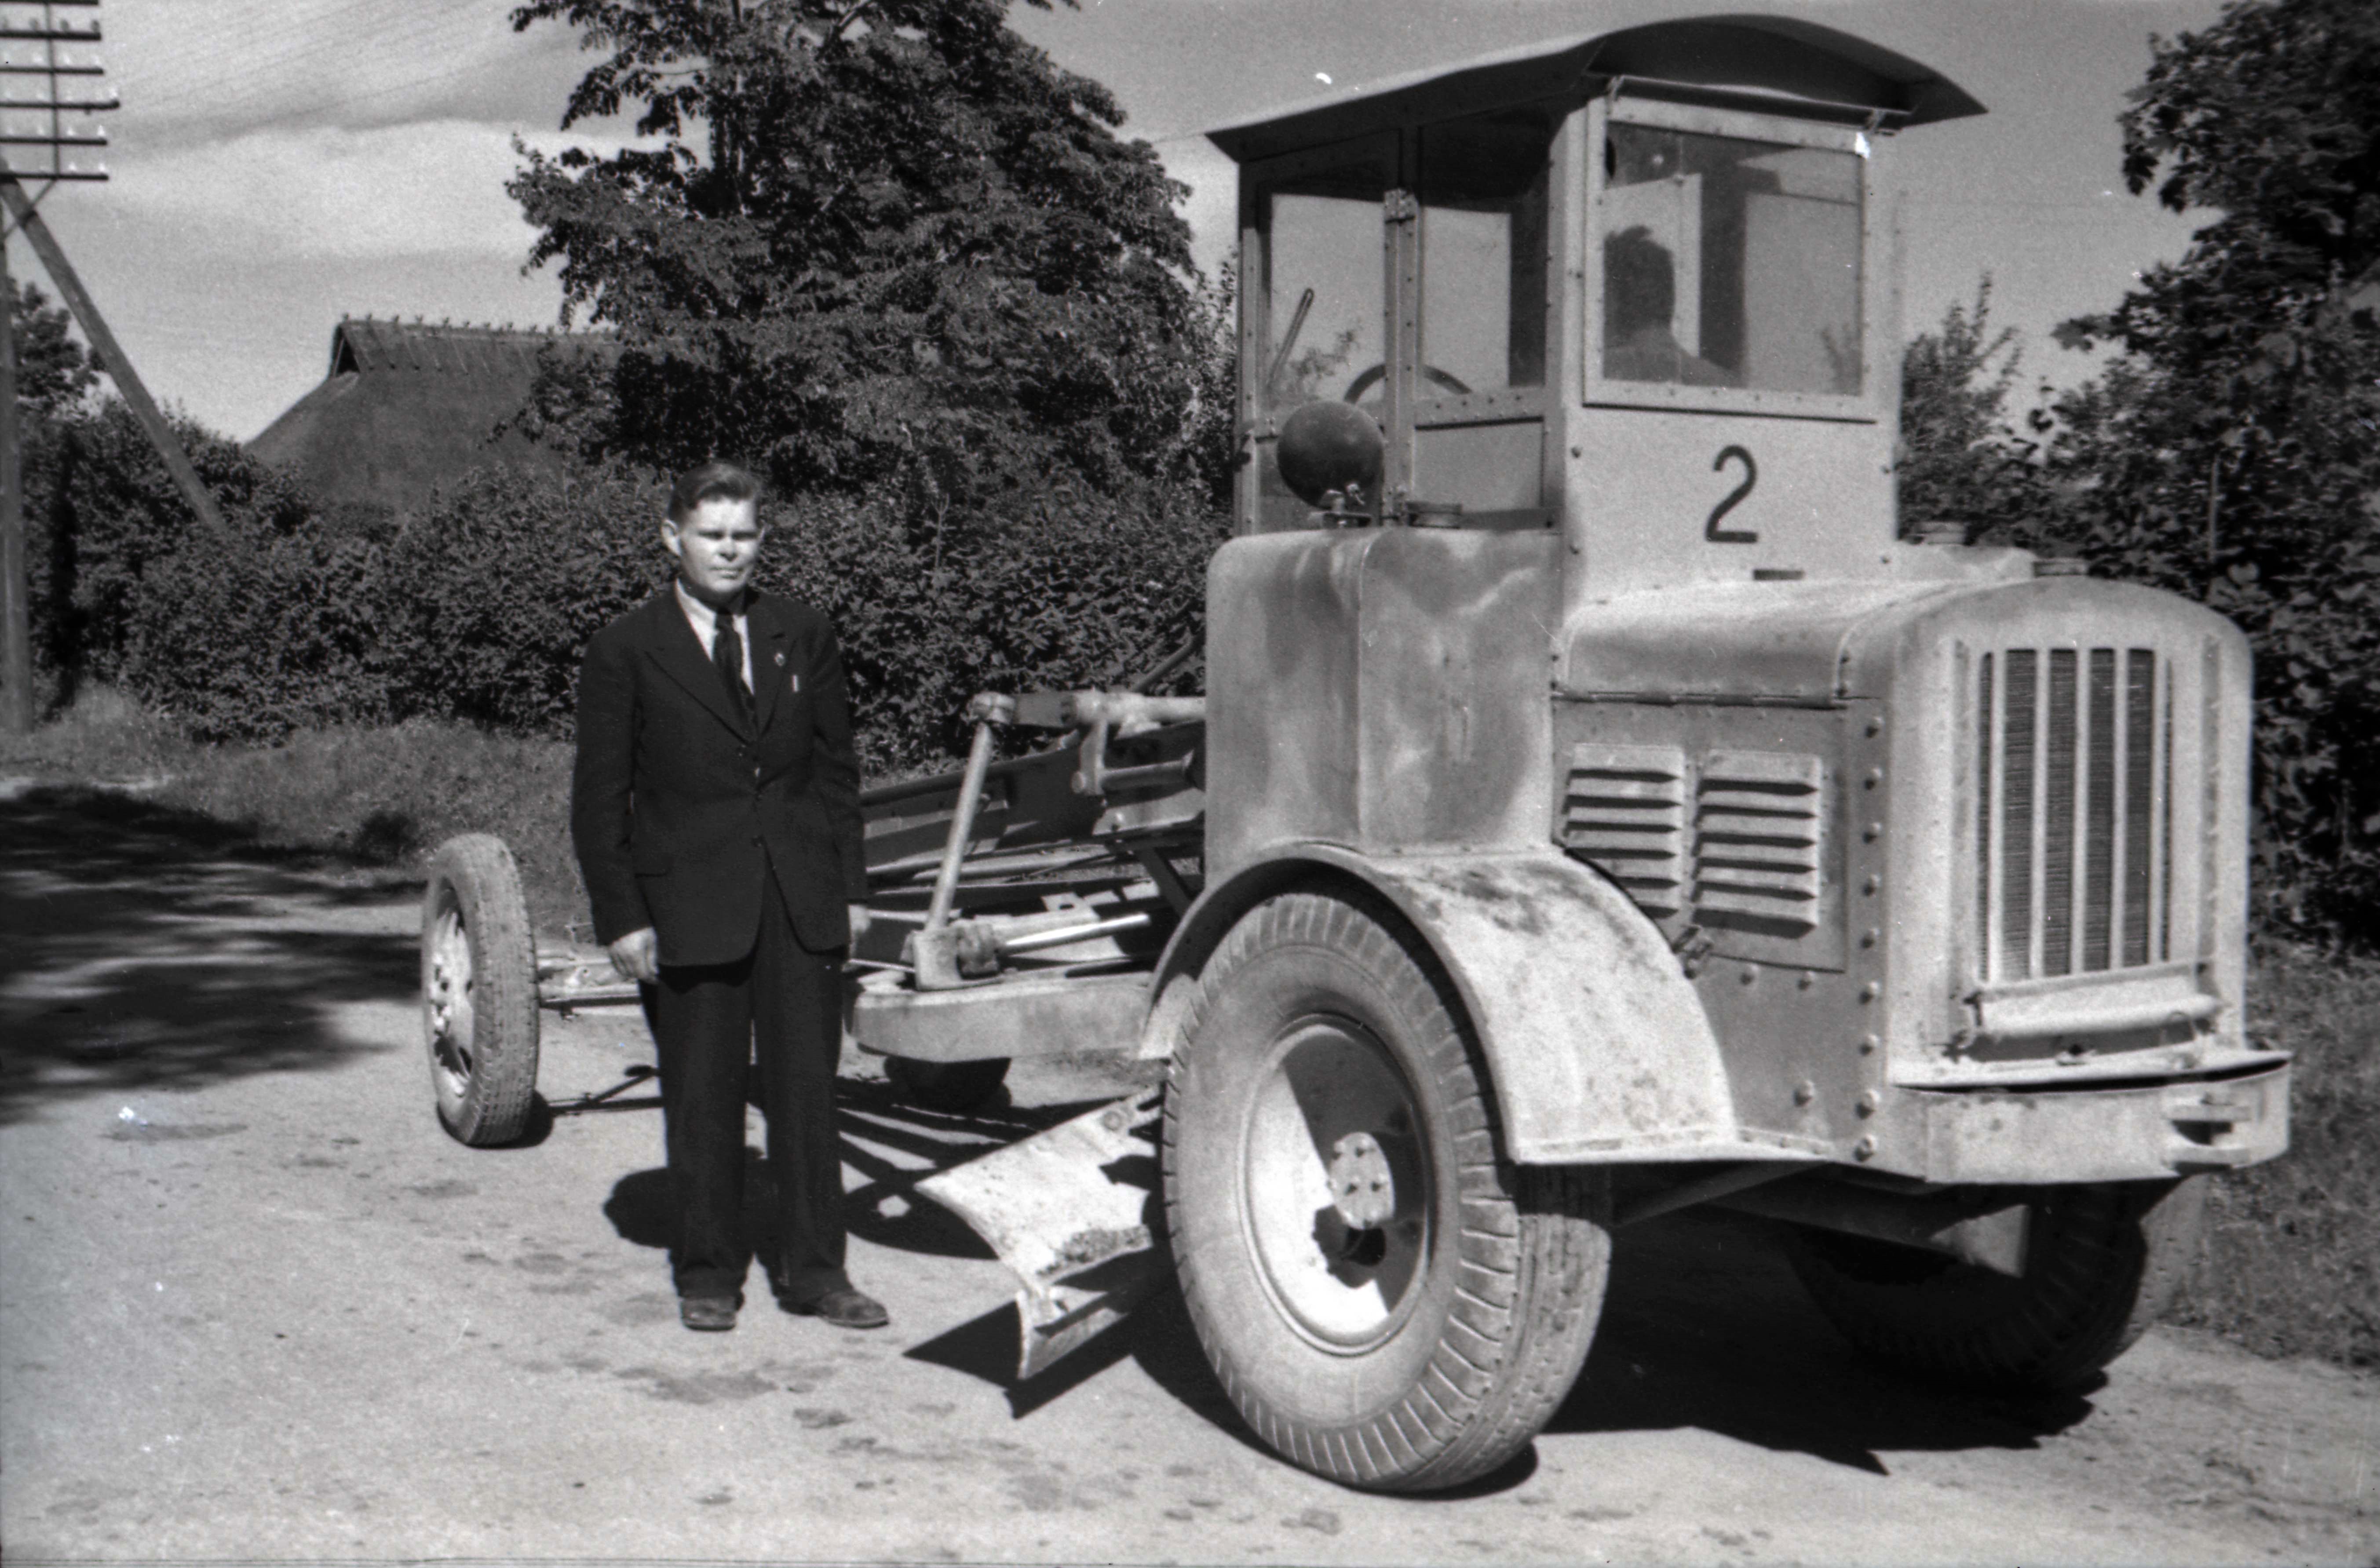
[1341,363,1474,403]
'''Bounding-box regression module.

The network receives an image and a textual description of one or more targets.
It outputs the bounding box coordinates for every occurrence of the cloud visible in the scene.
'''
[105,0,588,139]
[103,119,649,265]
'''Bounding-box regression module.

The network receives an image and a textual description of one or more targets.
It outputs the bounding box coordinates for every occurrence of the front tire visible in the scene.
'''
[1163,889,1610,1492]
[1788,1177,2206,1390]
[420,834,540,1147]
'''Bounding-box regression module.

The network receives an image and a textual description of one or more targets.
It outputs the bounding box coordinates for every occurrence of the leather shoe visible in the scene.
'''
[679,1295,739,1332]
[790,1286,888,1330]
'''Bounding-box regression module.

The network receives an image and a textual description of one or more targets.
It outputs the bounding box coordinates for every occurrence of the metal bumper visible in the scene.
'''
[1909,1065,2289,1183]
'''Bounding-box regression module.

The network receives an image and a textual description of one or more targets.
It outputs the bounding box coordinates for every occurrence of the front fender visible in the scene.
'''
[1146,843,1808,1165]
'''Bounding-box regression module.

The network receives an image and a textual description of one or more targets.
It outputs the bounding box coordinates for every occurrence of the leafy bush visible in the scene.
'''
[2169,939,2380,1367]
[380,465,671,737]
[1895,279,2054,541]
[24,398,331,718]
[24,428,1219,768]
[113,521,402,740]
[766,485,1217,774]
[2022,0,2380,941]
[381,463,1217,773]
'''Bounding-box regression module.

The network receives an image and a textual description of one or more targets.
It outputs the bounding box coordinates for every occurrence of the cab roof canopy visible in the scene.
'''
[1205,14,1983,164]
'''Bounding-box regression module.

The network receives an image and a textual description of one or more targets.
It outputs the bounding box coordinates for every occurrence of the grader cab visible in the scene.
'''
[423,15,2289,1494]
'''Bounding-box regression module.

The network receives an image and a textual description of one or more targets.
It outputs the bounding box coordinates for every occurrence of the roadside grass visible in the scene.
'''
[5,692,2374,1370]
[0,687,583,937]
[2168,941,2380,1369]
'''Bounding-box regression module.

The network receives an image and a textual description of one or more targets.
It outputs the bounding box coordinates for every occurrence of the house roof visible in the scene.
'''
[248,317,618,516]
[1207,14,1984,165]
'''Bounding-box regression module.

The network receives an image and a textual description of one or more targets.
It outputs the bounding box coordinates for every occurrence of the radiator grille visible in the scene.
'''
[1974,647,2168,982]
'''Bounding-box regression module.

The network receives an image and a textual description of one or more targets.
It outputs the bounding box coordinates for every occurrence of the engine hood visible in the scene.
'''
[1556,575,2243,705]
[1558,580,1964,704]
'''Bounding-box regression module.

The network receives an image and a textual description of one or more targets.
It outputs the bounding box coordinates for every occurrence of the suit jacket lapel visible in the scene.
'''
[753,600,790,737]
[640,591,751,738]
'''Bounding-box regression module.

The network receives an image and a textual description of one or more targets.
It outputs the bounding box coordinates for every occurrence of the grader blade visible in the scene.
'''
[916,1089,1165,1381]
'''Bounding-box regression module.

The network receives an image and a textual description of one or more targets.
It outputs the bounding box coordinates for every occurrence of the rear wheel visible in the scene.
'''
[1788,1177,2205,1390]
[885,1055,1011,1114]
[420,834,540,1146]
[1163,889,1610,1492]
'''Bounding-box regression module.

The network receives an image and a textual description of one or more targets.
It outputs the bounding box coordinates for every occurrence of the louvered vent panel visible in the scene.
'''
[1694,750,1824,931]
[1562,744,1686,917]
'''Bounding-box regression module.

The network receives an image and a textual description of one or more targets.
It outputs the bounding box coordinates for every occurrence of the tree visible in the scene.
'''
[11,283,96,419]
[2036,0,2380,938]
[1895,277,2050,540]
[506,0,1230,527]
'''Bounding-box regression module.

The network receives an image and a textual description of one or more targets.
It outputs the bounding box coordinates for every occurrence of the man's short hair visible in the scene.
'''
[667,459,763,523]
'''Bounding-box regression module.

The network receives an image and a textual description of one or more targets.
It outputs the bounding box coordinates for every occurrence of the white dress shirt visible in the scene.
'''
[673,581,753,693]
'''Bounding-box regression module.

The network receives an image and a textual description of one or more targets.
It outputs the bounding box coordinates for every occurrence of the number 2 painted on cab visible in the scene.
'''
[1706,445,1759,544]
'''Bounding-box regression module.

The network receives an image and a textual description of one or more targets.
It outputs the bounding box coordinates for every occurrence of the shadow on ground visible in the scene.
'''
[900,1191,2103,1485]
[0,784,420,1125]
[599,1081,1130,1296]
[1551,1207,2099,1474]
[578,1015,2105,1484]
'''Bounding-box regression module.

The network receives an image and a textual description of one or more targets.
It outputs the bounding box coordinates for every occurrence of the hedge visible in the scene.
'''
[23,407,1219,777]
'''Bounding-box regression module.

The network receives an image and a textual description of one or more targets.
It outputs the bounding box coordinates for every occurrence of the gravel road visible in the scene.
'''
[4,784,2375,1564]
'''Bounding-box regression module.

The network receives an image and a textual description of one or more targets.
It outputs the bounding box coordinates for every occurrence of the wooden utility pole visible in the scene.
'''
[0,231,25,733]
[0,180,222,535]
[0,1,215,733]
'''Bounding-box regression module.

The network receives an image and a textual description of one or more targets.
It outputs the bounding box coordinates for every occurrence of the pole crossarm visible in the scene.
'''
[0,177,224,533]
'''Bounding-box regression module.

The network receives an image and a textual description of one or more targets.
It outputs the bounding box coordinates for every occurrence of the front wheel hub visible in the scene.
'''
[1241,1016,1429,1350]
[1329,1131,1396,1229]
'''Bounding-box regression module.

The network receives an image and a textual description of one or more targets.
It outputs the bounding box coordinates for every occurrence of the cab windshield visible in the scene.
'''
[1260,167,1388,415]
[1600,123,1864,396]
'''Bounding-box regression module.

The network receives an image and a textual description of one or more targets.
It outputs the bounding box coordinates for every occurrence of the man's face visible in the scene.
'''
[662,496,763,606]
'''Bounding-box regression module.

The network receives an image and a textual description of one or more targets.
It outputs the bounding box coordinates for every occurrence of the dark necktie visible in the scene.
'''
[711,609,751,723]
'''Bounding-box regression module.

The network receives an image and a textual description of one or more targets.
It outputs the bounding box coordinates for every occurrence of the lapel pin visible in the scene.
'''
[774,651,786,667]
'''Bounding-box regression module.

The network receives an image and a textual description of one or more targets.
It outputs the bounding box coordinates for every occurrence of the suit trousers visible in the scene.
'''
[646,869,849,1303]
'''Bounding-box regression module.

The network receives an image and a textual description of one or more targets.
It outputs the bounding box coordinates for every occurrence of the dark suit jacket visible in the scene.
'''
[571,589,870,966]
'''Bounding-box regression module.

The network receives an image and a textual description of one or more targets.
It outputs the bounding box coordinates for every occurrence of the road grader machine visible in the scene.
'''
[420,15,2289,1492]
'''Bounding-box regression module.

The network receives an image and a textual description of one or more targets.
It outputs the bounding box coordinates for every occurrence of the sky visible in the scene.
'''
[12,0,2228,442]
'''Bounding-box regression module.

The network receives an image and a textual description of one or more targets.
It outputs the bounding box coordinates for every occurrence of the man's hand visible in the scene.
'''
[847,903,872,942]
[607,927,660,984]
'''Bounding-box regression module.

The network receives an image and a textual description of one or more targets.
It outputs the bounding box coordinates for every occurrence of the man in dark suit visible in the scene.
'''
[571,459,886,1333]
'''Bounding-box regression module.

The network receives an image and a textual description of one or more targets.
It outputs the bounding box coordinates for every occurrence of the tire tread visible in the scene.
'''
[1163,890,1610,1492]
[1789,1178,2205,1391]
[420,833,539,1147]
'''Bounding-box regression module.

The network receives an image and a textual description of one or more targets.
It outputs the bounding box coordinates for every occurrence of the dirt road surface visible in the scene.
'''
[4,785,2376,1564]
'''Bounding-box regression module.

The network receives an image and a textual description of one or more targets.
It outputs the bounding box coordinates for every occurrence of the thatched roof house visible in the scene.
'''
[249,317,616,514]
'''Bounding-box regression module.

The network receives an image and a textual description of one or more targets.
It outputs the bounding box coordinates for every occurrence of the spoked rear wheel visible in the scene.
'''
[1164,889,1610,1492]
[420,834,540,1147]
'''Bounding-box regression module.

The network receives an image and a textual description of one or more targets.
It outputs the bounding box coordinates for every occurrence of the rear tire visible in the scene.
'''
[1163,889,1610,1492]
[886,1055,1011,1114]
[1788,1177,2205,1390]
[420,834,540,1147]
